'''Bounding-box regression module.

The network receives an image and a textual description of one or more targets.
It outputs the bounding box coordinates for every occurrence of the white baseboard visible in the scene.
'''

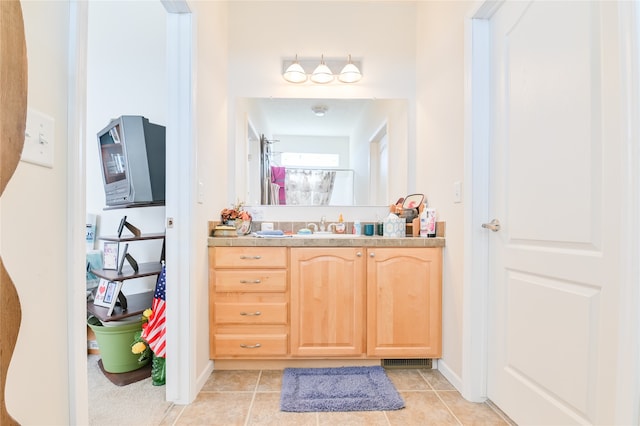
[436,359,463,393]
[195,360,214,393]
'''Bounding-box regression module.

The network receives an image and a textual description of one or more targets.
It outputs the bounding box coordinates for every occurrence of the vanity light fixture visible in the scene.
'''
[311,55,334,84]
[338,54,362,83]
[282,55,362,84]
[311,105,328,117]
[282,54,307,83]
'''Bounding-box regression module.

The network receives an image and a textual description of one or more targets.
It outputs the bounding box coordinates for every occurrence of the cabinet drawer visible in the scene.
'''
[214,270,287,292]
[214,302,288,325]
[214,247,287,268]
[213,334,288,356]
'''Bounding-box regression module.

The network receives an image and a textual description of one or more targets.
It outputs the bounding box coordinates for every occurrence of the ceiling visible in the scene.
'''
[250,98,371,137]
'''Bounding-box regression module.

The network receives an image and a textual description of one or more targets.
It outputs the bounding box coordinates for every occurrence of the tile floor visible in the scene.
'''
[158,368,516,425]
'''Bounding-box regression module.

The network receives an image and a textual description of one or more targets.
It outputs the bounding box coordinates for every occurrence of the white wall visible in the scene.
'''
[416,1,473,385]
[189,0,230,387]
[86,1,167,295]
[3,1,71,423]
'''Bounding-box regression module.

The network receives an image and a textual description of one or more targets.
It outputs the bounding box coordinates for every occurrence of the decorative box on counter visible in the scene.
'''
[383,213,406,237]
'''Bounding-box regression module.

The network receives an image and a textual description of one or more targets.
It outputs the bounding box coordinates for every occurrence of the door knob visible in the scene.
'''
[482,219,501,232]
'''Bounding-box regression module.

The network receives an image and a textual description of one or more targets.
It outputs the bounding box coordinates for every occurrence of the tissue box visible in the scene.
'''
[383,214,406,237]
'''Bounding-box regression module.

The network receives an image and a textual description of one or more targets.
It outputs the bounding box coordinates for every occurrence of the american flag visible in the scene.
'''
[142,262,166,358]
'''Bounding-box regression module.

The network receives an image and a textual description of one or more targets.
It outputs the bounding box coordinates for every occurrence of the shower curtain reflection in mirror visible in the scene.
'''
[284,169,336,205]
[260,134,352,205]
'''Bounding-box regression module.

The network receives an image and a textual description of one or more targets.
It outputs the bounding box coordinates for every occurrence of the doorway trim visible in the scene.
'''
[68,1,89,423]
[460,0,499,403]
[368,123,388,206]
[164,1,194,404]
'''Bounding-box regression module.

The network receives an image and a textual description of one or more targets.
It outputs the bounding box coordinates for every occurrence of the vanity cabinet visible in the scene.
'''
[208,243,442,361]
[209,247,288,357]
[367,247,442,358]
[290,248,366,356]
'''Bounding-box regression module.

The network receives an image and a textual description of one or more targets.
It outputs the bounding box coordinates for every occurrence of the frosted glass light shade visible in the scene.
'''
[311,57,334,84]
[283,61,307,83]
[339,62,362,83]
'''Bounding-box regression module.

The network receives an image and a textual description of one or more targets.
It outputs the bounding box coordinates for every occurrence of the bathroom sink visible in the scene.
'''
[293,233,359,238]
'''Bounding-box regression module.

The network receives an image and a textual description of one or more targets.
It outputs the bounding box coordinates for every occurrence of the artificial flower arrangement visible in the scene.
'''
[131,308,166,386]
[220,200,251,225]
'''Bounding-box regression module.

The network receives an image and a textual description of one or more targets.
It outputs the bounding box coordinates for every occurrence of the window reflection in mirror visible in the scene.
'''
[238,98,408,206]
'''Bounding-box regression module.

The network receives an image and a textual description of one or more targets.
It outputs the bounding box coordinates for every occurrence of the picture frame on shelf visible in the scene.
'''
[103,241,119,270]
[93,278,123,316]
[117,243,129,274]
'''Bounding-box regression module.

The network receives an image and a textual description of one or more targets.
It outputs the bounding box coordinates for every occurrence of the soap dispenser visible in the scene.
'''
[335,214,346,234]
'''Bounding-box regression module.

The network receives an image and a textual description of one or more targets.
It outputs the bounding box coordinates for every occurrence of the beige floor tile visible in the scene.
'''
[438,391,509,425]
[385,369,432,391]
[201,369,261,392]
[247,392,317,426]
[158,404,185,425]
[420,368,457,390]
[257,370,283,392]
[385,391,460,425]
[486,400,518,426]
[147,368,518,426]
[318,410,391,425]
[174,392,253,425]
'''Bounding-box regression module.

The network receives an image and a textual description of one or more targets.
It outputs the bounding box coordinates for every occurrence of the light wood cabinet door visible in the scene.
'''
[367,247,442,358]
[290,248,366,356]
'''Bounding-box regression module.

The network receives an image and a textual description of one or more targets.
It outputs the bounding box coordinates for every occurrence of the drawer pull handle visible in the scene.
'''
[240,311,261,316]
[239,255,262,260]
[239,343,262,349]
[239,279,262,284]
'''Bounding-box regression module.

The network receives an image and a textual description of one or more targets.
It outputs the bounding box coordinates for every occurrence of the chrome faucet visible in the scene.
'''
[319,216,326,232]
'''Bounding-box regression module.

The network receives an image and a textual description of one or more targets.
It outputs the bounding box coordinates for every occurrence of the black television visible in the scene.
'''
[97,115,166,207]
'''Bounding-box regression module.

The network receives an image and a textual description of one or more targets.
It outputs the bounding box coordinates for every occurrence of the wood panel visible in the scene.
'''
[213,247,287,268]
[290,248,366,356]
[367,248,442,357]
[0,1,27,424]
[214,270,287,292]
[209,247,289,359]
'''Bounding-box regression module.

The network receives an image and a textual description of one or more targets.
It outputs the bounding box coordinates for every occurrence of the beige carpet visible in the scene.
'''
[88,354,173,425]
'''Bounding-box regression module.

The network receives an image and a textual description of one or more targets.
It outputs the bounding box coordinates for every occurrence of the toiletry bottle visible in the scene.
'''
[419,203,429,237]
[426,208,437,237]
[353,220,361,236]
[336,214,345,234]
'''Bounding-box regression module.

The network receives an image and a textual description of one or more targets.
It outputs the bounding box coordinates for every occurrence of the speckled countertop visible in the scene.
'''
[208,235,445,247]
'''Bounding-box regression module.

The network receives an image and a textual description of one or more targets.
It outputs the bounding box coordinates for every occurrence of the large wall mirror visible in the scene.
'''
[237,97,408,207]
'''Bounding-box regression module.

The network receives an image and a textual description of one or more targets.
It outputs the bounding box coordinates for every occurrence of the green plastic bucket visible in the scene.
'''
[87,317,149,373]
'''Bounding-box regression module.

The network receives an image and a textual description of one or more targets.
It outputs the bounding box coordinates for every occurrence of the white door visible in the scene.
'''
[486,1,625,424]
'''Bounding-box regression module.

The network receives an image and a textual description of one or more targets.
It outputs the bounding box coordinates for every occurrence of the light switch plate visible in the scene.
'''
[197,180,204,204]
[453,181,462,203]
[21,108,54,168]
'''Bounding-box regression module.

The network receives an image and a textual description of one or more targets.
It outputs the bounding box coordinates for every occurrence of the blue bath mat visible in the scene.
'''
[280,366,405,412]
